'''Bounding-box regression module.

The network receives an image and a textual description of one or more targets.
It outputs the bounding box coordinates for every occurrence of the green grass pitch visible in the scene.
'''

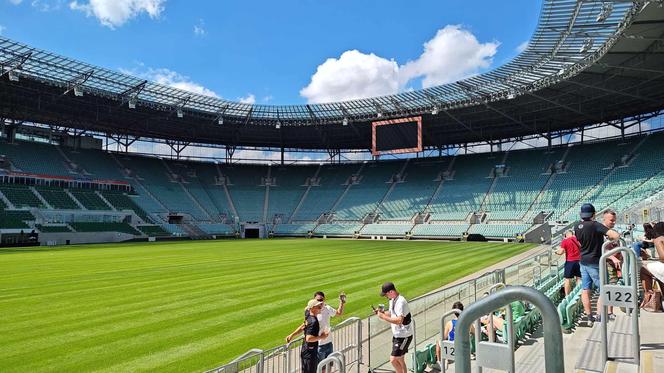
[0,239,534,372]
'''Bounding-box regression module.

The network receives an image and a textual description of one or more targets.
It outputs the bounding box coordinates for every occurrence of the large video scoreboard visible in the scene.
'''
[371,116,422,156]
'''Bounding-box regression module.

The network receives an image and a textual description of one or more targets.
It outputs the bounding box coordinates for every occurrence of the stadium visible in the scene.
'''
[1,0,664,372]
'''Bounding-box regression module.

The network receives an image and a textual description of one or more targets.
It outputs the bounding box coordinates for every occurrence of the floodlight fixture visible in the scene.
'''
[275,120,281,129]
[431,107,439,115]
[218,116,224,125]
[596,3,613,22]
[342,117,349,126]
[177,108,184,118]
[7,70,19,82]
[73,86,83,97]
[580,38,594,53]
[128,97,137,109]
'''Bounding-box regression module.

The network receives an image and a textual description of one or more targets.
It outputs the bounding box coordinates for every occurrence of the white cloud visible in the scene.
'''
[400,25,499,88]
[8,0,23,4]
[300,25,498,103]
[31,0,64,11]
[193,18,205,36]
[516,41,529,53]
[300,50,400,104]
[237,94,256,105]
[69,0,165,29]
[0,25,5,34]
[121,66,219,98]
[262,95,273,103]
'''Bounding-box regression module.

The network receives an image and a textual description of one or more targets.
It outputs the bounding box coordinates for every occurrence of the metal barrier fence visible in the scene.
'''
[367,246,566,372]
[455,286,564,373]
[207,317,362,373]
[599,246,640,367]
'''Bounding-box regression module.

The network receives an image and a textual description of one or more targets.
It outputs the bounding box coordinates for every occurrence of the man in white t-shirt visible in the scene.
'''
[286,291,346,360]
[376,282,413,373]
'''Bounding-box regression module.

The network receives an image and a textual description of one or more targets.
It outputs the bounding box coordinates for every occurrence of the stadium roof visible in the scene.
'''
[1,0,664,150]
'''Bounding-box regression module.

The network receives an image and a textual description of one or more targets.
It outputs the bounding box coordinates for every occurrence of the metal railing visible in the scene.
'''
[455,286,564,373]
[207,317,362,373]
[317,353,345,373]
[599,246,640,367]
[438,308,463,373]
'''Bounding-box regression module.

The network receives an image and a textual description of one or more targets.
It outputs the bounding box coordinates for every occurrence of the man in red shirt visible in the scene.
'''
[556,230,582,296]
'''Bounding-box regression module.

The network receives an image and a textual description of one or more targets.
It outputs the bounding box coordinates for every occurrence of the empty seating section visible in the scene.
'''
[62,147,126,180]
[137,225,170,236]
[70,190,111,210]
[360,224,413,236]
[272,223,316,235]
[167,161,224,222]
[163,223,186,235]
[0,210,35,229]
[410,223,469,237]
[191,162,234,221]
[428,154,497,220]
[129,182,168,215]
[468,224,531,238]
[484,148,563,221]
[35,187,79,209]
[334,161,403,220]
[0,185,44,208]
[0,141,72,176]
[101,191,151,222]
[314,223,362,236]
[36,224,72,232]
[222,165,267,222]
[267,166,315,222]
[291,164,359,221]
[196,223,235,235]
[378,159,446,220]
[121,155,207,219]
[540,139,633,221]
[70,222,140,235]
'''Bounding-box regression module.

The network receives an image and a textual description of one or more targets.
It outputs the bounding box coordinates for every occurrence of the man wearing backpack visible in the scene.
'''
[376,282,413,373]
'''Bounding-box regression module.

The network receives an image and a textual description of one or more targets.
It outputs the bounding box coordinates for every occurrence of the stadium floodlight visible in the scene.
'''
[376,112,383,118]
[218,116,224,125]
[7,70,19,82]
[597,3,613,22]
[342,117,349,126]
[275,120,281,129]
[128,97,137,109]
[177,108,184,118]
[580,38,594,53]
[431,107,439,115]
[506,92,516,100]
[73,86,83,97]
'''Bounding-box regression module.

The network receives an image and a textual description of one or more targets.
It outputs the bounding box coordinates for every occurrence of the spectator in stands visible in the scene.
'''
[299,299,330,373]
[632,223,656,258]
[285,291,346,361]
[575,203,620,326]
[555,230,582,296]
[375,282,413,373]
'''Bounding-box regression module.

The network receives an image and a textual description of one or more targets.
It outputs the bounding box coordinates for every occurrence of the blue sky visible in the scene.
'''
[1,0,541,106]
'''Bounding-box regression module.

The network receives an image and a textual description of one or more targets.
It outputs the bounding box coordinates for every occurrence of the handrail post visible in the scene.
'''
[317,355,345,373]
[599,245,640,367]
[455,286,564,373]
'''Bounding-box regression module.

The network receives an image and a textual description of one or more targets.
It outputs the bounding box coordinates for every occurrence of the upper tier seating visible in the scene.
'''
[377,158,448,220]
[221,165,268,222]
[62,147,127,180]
[35,187,79,209]
[0,140,72,177]
[267,165,316,222]
[334,161,404,220]
[100,191,151,222]
[70,190,111,210]
[291,163,360,221]
[427,153,498,220]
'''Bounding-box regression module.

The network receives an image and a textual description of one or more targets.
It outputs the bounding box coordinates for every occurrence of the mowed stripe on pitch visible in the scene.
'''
[0,239,532,372]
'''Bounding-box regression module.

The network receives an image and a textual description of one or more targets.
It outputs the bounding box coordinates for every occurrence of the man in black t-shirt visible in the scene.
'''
[574,203,620,325]
[301,299,329,373]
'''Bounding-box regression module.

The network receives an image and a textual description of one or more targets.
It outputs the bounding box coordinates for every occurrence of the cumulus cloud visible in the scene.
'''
[8,0,23,4]
[300,50,400,104]
[121,66,219,98]
[69,0,165,28]
[238,93,256,105]
[300,25,499,104]
[516,41,529,53]
[193,18,205,36]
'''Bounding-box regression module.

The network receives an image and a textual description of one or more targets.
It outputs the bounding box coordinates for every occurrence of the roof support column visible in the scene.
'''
[226,145,236,164]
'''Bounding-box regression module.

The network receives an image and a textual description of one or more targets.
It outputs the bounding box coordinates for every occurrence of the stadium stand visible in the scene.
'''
[69,189,111,210]
[35,224,72,233]
[100,191,152,223]
[314,222,363,236]
[222,165,268,222]
[468,223,532,239]
[136,225,169,236]
[272,223,316,236]
[290,163,360,221]
[35,187,79,209]
[267,165,316,223]
[61,147,127,180]
[0,184,45,208]
[410,223,469,238]
[195,223,235,235]
[0,140,73,177]
[360,223,413,237]
[0,210,35,229]
[70,222,141,235]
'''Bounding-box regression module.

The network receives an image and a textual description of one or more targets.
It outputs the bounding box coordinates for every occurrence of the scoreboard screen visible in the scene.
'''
[371,116,422,156]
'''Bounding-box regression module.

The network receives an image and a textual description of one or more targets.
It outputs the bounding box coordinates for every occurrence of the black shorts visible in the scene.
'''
[301,345,319,373]
[391,336,413,357]
[564,261,581,279]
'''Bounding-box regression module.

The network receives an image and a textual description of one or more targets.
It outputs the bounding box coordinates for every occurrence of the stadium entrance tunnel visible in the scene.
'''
[241,224,264,238]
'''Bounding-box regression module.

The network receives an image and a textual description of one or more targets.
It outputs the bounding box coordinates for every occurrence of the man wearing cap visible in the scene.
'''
[375,282,413,373]
[574,203,620,326]
[300,299,330,373]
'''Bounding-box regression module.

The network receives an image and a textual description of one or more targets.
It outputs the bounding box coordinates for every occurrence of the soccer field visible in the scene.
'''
[0,239,534,373]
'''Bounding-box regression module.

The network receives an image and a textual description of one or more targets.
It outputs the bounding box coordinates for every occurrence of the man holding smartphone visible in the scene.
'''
[375,282,413,373]
[286,291,346,361]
